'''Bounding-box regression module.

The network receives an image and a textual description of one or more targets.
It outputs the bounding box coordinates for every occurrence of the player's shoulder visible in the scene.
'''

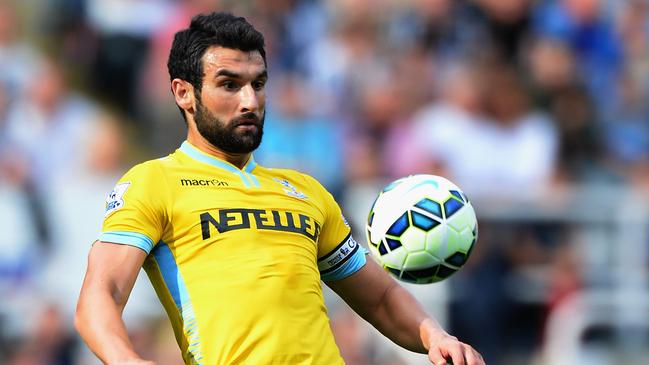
[120,153,178,182]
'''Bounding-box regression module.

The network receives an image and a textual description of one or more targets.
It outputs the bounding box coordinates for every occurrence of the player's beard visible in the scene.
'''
[194,100,264,154]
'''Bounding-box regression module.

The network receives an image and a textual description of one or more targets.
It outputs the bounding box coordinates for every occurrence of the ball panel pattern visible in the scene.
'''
[425,227,446,259]
[446,252,468,267]
[404,251,439,268]
[378,241,388,255]
[401,266,439,283]
[398,228,427,252]
[449,190,464,203]
[386,266,402,278]
[367,175,477,284]
[436,265,457,279]
[387,212,409,236]
[379,245,409,269]
[446,224,474,256]
[411,211,439,231]
[385,238,401,250]
[443,197,463,218]
[414,198,442,218]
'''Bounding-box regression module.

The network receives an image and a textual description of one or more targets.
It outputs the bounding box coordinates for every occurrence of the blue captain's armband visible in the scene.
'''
[319,234,368,282]
[98,231,155,254]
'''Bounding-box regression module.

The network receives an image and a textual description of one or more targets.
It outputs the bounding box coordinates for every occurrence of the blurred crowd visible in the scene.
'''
[1,0,649,364]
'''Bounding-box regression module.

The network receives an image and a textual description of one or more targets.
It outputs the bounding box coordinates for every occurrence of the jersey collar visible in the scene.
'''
[179,141,260,187]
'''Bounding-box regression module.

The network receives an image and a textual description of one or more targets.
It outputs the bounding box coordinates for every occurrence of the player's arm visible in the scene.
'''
[75,242,155,365]
[327,258,484,365]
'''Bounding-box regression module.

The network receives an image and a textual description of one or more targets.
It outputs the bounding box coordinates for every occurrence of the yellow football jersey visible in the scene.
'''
[99,141,365,365]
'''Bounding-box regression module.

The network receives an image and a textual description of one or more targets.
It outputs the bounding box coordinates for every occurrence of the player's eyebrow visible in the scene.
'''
[215,69,241,79]
[214,69,267,80]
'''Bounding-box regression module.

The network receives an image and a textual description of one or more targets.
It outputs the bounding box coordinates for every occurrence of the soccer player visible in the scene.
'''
[75,12,485,365]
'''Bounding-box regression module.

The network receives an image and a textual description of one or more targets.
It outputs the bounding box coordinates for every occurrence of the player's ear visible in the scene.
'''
[171,78,195,114]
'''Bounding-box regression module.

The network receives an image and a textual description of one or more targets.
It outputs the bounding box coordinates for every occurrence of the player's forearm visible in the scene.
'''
[329,261,450,354]
[371,282,448,353]
[75,288,143,364]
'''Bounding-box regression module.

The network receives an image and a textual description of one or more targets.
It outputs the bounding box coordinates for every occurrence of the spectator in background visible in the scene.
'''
[1,56,164,364]
[469,0,534,60]
[0,150,41,365]
[617,0,649,86]
[410,60,558,198]
[0,25,41,354]
[302,0,387,115]
[382,45,437,179]
[602,71,649,184]
[0,1,43,105]
[85,0,173,117]
[0,56,98,306]
[524,36,577,109]
[283,0,330,73]
[550,83,618,184]
[401,60,485,178]
[340,66,414,237]
[138,0,219,154]
[4,305,76,365]
[3,57,101,186]
[533,0,622,111]
[602,1,649,186]
[255,72,345,197]
[40,112,160,323]
[229,0,303,72]
[330,308,374,365]
[0,81,12,167]
[386,0,457,54]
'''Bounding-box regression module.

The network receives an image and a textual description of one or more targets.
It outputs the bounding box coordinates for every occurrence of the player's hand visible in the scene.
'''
[421,319,485,365]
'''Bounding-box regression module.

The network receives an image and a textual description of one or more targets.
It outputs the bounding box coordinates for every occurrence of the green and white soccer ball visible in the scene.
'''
[366,174,478,284]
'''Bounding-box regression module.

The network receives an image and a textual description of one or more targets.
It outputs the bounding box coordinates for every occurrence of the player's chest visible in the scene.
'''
[168,171,324,241]
[171,171,313,206]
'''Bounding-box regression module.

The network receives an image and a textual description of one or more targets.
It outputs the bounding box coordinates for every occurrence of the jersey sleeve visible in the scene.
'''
[99,161,169,254]
[307,176,367,282]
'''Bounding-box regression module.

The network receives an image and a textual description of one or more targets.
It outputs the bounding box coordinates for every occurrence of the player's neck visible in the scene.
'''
[186,133,251,169]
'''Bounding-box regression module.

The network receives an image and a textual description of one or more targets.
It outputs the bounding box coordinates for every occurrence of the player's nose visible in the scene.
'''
[239,84,259,113]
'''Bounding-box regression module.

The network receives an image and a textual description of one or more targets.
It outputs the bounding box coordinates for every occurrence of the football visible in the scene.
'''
[366,174,478,284]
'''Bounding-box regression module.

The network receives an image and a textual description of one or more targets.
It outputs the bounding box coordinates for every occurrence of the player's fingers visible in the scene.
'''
[446,342,466,365]
[464,345,485,365]
[427,347,448,365]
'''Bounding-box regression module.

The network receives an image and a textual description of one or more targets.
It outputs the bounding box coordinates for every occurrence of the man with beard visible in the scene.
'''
[75,12,484,365]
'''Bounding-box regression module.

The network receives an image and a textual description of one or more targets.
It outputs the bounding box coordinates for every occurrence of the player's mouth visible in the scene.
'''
[233,114,262,130]
[235,124,258,133]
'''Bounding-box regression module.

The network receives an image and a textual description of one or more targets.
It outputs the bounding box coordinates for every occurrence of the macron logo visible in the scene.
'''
[181,178,228,187]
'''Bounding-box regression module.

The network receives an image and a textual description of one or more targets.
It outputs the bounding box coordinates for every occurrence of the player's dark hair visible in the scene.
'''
[168,12,266,120]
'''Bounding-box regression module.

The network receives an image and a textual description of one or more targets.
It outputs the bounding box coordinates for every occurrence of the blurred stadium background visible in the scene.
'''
[1,0,649,364]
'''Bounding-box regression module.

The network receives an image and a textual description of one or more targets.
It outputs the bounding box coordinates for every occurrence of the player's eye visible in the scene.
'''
[252,80,266,91]
[221,81,239,91]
